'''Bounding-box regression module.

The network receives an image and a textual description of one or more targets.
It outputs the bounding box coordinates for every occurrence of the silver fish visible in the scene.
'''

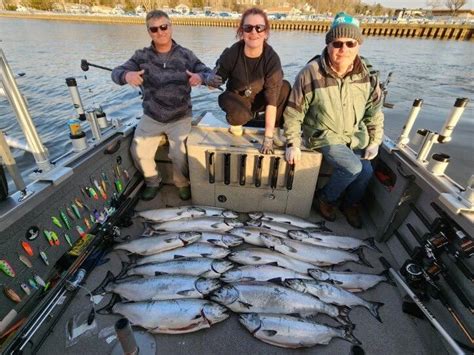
[239,314,360,348]
[98,273,220,301]
[246,219,302,233]
[260,234,372,267]
[211,282,350,324]
[127,258,234,278]
[228,248,317,274]
[113,232,201,255]
[309,269,392,292]
[153,217,244,233]
[137,207,207,222]
[137,206,239,223]
[229,227,287,246]
[221,265,313,283]
[136,243,230,265]
[109,299,229,334]
[248,211,330,230]
[284,279,384,322]
[199,232,243,248]
[288,230,380,252]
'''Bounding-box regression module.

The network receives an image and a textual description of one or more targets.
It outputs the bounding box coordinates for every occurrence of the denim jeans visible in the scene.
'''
[318,144,373,207]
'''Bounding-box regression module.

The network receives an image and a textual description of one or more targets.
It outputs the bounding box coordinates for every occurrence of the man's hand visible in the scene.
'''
[260,136,274,155]
[205,73,223,88]
[285,146,301,165]
[186,70,202,87]
[125,70,144,87]
[363,144,379,160]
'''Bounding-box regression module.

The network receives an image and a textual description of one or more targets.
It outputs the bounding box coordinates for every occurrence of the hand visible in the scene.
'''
[186,70,202,87]
[363,144,379,160]
[205,73,223,88]
[125,70,144,87]
[285,146,301,165]
[260,136,274,154]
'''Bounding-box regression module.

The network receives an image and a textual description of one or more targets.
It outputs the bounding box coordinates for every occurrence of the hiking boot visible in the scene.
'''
[341,205,362,229]
[315,196,336,222]
[140,184,161,201]
[178,186,191,201]
[229,125,244,136]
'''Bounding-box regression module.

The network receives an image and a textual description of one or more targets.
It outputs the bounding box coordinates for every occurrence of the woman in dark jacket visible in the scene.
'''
[214,7,291,154]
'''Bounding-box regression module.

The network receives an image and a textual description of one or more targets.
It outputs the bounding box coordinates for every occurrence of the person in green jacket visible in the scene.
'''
[283,12,384,228]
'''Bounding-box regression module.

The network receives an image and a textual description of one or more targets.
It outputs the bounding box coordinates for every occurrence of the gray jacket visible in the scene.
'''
[112,40,212,123]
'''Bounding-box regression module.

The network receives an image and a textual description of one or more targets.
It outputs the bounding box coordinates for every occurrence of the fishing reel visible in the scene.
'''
[400,259,442,301]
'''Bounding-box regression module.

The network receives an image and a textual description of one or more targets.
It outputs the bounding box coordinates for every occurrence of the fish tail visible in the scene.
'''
[116,261,131,279]
[336,306,353,326]
[339,324,362,345]
[368,301,385,323]
[363,237,382,253]
[355,249,373,268]
[91,270,115,295]
[315,220,333,233]
[380,269,396,287]
[97,293,121,315]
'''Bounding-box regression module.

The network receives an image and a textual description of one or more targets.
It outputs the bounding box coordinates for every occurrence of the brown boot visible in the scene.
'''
[315,196,336,222]
[341,205,362,229]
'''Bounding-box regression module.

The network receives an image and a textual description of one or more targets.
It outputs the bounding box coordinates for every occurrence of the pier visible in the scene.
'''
[1,12,473,41]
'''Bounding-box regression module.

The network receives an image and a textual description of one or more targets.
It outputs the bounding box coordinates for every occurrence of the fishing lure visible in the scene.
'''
[26,226,40,241]
[0,259,16,277]
[123,169,130,181]
[87,186,99,200]
[80,185,88,197]
[101,177,107,193]
[90,213,96,224]
[20,283,31,296]
[4,286,21,303]
[115,164,121,178]
[64,233,73,247]
[75,197,84,209]
[76,225,86,239]
[28,278,38,290]
[21,241,34,256]
[84,217,91,230]
[114,179,123,193]
[39,250,49,266]
[18,254,32,269]
[60,210,72,230]
[51,216,63,229]
[94,179,107,200]
[34,274,46,288]
[50,231,60,246]
[101,171,109,184]
[43,230,54,246]
[71,204,81,219]
[66,206,75,220]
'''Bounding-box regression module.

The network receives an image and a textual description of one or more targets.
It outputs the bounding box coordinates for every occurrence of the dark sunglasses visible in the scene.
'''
[331,40,358,49]
[148,24,170,33]
[242,24,266,33]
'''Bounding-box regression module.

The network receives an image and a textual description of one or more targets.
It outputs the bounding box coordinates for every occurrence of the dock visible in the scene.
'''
[0,12,473,40]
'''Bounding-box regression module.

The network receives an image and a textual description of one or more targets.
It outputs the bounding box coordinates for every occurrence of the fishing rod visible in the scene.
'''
[380,257,466,355]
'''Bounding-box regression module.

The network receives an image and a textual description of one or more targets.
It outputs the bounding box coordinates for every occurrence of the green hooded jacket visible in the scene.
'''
[283,49,384,150]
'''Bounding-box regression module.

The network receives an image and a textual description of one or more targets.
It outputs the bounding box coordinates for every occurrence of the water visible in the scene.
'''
[1,18,473,185]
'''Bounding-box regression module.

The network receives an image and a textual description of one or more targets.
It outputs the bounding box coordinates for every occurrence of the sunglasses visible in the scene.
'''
[148,24,170,33]
[331,40,358,49]
[242,24,266,33]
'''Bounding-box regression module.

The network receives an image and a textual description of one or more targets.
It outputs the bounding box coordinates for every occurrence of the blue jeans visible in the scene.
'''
[318,144,373,207]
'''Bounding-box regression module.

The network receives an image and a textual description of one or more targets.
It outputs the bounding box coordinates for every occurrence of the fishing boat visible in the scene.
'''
[0,49,472,354]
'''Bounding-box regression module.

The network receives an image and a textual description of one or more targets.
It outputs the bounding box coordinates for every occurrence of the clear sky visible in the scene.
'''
[375,0,473,9]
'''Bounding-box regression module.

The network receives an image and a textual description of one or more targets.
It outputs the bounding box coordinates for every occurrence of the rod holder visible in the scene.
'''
[0,49,52,172]
[398,99,423,146]
[86,110,102,142]
[416,131,439,164]
[114,318,138,355]
[427,153,450,176]
[65,77,86,121]
[0,130,26,194]
[438,98,468,143]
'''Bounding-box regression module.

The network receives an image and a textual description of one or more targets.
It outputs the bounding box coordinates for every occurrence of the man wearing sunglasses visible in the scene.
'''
[283,12,384,229]
[112,10,218,201]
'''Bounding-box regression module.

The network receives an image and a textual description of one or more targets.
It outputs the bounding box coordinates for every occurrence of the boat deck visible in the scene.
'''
[38,185,447,355]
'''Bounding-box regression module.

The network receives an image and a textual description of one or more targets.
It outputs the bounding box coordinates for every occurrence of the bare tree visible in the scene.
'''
[445,0,467,14]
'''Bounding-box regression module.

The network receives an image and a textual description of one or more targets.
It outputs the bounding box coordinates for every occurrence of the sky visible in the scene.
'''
[375,0,473,9]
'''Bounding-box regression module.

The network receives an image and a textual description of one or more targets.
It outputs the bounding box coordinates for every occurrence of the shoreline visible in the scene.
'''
[1,11,473,40]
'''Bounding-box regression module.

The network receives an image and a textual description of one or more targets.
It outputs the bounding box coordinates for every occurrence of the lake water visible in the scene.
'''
[0,17,473,185]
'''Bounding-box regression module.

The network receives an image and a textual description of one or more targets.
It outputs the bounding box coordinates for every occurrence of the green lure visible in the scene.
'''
[71,204,81,219]
[60,210,72,230]
[0,259,16,277]
[51,216,63,229]
[64,233,73,247]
